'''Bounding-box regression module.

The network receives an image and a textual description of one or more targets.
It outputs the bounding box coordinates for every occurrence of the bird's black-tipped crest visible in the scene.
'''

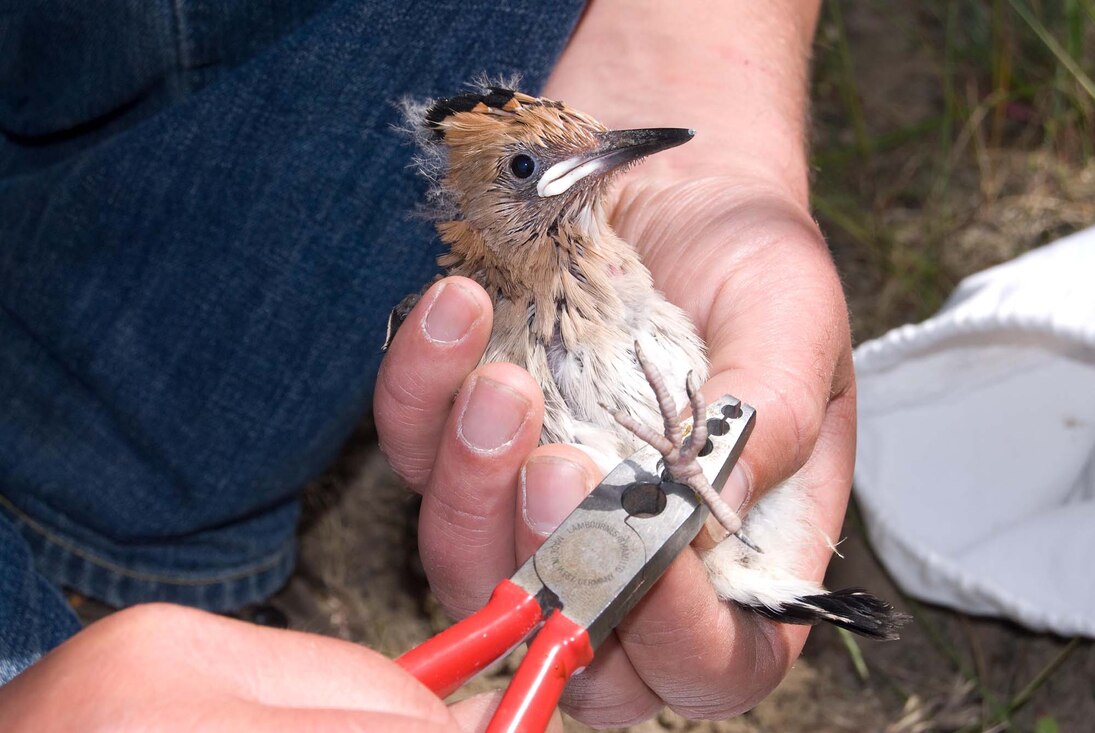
[425,87,518,138]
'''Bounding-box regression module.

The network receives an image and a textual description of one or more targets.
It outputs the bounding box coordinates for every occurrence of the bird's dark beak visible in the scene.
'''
[594,127,695,170]
[537,128,695,197]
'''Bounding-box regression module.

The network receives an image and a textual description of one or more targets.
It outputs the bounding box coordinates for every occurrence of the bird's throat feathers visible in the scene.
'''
[436,207,648,347]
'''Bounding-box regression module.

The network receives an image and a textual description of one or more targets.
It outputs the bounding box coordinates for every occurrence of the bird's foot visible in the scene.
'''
[606,343,760,551]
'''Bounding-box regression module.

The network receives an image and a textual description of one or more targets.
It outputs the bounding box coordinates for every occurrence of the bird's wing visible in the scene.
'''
[382,277,443,352]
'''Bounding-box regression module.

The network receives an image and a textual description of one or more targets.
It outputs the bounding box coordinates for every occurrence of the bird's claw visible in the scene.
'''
[609,342,760,551]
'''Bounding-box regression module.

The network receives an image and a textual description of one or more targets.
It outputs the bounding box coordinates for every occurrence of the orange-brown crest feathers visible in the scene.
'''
[424,86,521,138]
[422,86,605,159]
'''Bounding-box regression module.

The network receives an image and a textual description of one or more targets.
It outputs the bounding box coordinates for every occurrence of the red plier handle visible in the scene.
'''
[398,396,756,733]
[397,579,593,733]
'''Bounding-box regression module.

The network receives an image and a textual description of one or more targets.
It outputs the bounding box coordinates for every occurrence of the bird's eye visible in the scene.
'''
[510,154,537,179]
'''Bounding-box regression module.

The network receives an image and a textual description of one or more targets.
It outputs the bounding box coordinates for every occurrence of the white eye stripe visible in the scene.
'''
[537,155,606,198]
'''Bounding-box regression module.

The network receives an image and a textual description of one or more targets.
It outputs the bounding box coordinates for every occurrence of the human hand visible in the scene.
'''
[373,181,853,727]
[0,603,544,732]
[543,0,853,720]
[374,2,846,725]
[597,170,855,718]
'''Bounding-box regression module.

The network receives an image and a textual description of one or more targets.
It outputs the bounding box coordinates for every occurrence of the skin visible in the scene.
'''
[0,603,562,733]
[374,0,850,726]
[2,1,838,729]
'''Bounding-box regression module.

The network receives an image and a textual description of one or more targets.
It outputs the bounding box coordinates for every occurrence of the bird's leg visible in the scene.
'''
[608,343,759,550]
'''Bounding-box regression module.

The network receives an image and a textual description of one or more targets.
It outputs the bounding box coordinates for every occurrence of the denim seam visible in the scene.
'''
[0,492,290,586]
[170,0,192,70]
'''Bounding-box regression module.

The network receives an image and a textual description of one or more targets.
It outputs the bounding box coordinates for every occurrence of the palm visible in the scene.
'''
[608,172,855,542]
[610,175,782,334]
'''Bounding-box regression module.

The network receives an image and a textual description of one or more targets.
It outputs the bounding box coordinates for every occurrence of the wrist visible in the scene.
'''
[544,0,820,206]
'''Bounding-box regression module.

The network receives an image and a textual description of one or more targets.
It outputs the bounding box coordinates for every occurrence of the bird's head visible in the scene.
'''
[409,85,693,242]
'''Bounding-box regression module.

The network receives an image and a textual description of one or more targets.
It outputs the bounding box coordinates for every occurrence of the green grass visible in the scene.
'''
[811,4,1093,729]
[811,0,1094,338]
[840,495,1088,733]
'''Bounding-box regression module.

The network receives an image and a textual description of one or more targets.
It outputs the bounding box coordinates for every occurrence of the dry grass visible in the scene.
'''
[806,3,1095,732]
[814,0,1095,340]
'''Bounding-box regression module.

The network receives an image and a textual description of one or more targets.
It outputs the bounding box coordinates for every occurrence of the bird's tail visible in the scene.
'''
[748,588,909,641]
[703,479,908,640]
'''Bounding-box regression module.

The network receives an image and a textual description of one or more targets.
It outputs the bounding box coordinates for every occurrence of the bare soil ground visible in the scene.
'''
[275,3,1095,731]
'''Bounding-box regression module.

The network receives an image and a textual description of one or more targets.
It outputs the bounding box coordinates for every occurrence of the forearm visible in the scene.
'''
[544,0,821,206]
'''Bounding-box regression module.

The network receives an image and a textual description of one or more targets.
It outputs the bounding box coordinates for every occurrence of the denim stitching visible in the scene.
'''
[171,0,192,70]
[0,492,289,586]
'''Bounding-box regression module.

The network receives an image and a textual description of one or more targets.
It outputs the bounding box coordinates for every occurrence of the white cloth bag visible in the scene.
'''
[853,226,1095,637]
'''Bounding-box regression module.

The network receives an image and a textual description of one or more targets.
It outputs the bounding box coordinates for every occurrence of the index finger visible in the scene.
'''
[373,277,494,490]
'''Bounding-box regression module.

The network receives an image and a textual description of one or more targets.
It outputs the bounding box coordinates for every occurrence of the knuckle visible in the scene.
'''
[666,640,785,720]
[374,367,456,489]
[561,694,663,729]
[376,407,441,487]
[107,602,187,630]
[559,664,663,729]
[422,468,517,544]
[378,439,434,488]
[765,362,827,471]
[96,603,200,650]
[618,602,791,722]
[615,606,704,650]
[375,359,437,415]
[424,492,497,544]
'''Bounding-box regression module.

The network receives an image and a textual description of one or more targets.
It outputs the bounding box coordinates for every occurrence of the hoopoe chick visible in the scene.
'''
[393,83,904,640]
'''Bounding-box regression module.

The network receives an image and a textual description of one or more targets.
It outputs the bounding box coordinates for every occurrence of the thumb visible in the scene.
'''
[514,444,601,564]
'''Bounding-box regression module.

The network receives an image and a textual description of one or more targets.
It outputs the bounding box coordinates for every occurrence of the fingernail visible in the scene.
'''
[521,457,592,534]
[694,516,728,549]
[693,466,752,550]
[457,376,531,452]
[423,282,482,344]
[722,465,752,512]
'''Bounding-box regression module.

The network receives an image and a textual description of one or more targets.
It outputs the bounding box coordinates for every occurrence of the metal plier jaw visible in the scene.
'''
[398,395,756,733]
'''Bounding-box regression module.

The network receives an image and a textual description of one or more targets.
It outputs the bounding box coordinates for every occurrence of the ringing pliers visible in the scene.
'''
[397,394,756,733]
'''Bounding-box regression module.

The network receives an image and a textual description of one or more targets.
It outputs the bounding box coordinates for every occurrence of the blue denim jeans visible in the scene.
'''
[0,0,584,684]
